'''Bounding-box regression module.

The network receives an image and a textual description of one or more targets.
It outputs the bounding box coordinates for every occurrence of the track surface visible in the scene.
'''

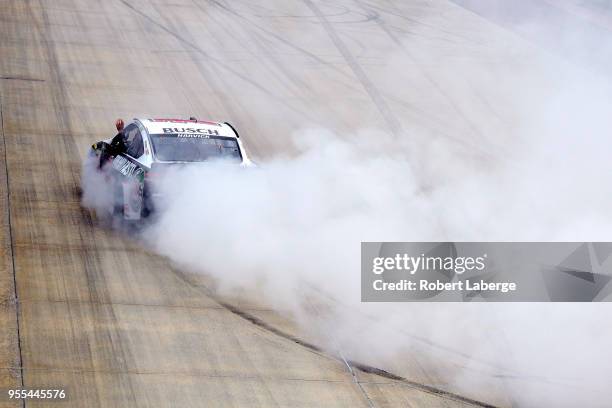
[0,0,600,407]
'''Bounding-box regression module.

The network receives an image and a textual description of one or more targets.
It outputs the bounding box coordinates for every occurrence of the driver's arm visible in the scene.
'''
[109,132,126,154]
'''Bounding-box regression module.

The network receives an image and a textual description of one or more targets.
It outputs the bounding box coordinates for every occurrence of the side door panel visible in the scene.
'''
[112,123,147,220]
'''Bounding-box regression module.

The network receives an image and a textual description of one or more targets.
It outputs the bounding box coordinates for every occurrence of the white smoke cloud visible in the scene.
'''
[142,76,612,404]
[81,154,116,221]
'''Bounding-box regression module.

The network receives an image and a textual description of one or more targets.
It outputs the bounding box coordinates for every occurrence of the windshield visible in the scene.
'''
[150,134,242,162]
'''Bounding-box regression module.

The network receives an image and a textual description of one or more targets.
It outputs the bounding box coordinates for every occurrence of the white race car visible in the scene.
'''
[89,117,253,221]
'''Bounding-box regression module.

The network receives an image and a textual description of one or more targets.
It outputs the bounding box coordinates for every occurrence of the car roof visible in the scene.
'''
[136,118,237,138]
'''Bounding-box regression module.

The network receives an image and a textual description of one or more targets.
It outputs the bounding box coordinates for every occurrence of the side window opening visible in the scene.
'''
[126,127,144,158]
[122,124,137,149]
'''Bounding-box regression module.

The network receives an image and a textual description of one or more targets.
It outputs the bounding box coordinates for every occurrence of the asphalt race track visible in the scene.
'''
[0,1,603,407]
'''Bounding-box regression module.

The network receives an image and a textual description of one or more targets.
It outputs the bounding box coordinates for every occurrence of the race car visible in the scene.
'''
[89,117,253,221]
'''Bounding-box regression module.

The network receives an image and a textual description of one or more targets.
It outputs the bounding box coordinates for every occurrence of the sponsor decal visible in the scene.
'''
[112,155,144,178]
[162,127,219,135]
[176,133,210,138]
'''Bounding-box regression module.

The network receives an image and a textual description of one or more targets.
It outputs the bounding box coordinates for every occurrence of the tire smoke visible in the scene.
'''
[143,89,612,406]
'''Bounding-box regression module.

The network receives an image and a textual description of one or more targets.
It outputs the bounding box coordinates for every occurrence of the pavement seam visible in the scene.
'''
[339,351,376,408]
[19,297,275,312]
[0,74,26,408]
[0,366,352,384]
